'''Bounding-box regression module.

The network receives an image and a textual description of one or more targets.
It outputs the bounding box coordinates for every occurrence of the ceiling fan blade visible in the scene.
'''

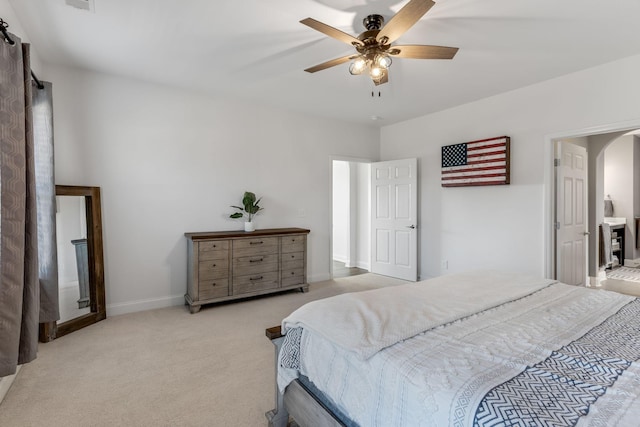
[390,45,458,59]
[304,55,357,73]
[377,0,435,44]
[300,18,363,47]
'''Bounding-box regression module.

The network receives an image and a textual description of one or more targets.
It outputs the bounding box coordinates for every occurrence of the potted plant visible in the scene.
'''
[229,191,263,232]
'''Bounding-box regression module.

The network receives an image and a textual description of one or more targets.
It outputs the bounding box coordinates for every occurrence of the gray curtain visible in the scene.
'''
[33,81,59,323]
[0,33,57,377]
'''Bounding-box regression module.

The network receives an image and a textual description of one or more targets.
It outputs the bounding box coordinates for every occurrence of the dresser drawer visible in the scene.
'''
[281,268,305,286]
[282,235,305,254]
[233,271,279,294]
[234,253,278,267]
[233,237,278,257]
[199,259,229,280]
[281,257,304,271]
[199,240,230,261]
[282,251,304,262]
[233,254,278,276]
[199,278,229,300]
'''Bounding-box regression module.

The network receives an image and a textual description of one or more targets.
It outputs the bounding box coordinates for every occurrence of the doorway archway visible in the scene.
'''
[546,121,640,283]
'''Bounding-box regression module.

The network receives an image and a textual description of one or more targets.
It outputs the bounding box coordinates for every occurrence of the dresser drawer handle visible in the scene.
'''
[249,257,264,263]
[250,241,264,245]
[290,272,295,275]
[290,255,295,259]
[211,283,217,287]
[249,276,264,281]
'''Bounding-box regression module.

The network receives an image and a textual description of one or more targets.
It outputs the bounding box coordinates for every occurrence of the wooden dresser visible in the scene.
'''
[185,228,310,313]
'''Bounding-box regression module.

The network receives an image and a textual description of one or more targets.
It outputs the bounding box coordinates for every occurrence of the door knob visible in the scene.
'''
[406,225,416,229]
[583,231,590,236]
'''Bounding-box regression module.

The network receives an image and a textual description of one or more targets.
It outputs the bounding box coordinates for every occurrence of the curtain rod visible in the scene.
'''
[1,17,45,90]
[31,70,45,89]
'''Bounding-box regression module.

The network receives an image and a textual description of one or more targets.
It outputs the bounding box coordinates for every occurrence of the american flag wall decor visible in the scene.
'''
[441,136,510,187]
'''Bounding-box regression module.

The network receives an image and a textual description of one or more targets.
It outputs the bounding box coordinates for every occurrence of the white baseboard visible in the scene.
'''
[309,273,331,283]
[356,261,370,270]
[0,365,21,405]
[106,272,351,316]
[333,255,348,264]
[107,294,185,317]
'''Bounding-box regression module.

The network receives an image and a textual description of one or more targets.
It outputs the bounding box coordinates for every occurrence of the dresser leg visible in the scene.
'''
[189,305,201,314]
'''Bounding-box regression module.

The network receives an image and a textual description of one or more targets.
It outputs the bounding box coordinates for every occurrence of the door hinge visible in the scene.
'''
[555,222,560,230]
[554,158,561,167]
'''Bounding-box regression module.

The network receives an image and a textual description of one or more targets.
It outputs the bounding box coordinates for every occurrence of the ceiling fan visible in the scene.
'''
[300,0,458,86]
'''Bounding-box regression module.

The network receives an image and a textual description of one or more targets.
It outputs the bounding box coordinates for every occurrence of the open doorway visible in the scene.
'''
[602,133,640,270]
[550,126,640,289]
[331,157,419,281]
[331,159,371,278]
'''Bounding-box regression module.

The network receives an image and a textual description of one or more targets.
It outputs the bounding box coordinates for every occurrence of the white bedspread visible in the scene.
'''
[282,270,554,360]
[277,271,640,426]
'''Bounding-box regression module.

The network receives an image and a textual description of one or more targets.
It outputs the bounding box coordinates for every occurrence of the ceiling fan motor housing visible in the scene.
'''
[363,14,385,31]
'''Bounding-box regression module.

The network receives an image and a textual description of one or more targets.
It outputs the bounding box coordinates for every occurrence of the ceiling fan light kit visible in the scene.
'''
[348,54,391,85]
[300,0,458,86]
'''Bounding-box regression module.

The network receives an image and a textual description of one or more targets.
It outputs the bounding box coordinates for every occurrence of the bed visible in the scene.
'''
[265,270,640,427]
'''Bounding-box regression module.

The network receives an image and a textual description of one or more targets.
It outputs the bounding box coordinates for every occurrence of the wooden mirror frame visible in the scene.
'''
[39,185,106,342]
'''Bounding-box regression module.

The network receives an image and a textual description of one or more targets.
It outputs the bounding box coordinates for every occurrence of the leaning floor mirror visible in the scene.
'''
[39,185,106,342]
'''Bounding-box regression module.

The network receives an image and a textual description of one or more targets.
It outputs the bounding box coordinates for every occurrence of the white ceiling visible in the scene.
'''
[8,0,640,126]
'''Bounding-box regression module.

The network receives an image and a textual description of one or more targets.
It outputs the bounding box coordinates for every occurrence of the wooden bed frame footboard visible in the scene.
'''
[265,326,344,427]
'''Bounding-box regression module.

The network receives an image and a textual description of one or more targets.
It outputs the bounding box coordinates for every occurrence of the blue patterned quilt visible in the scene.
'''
[277,276,640,426]
[474,299,640,427]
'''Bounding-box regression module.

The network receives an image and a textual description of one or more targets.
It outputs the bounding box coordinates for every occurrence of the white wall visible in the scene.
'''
[604,135,633,219]
[332,161,349,263]
[381,54,640,280]
[332,160,371,270]
[356,163,371,270]
[47,65,379,314]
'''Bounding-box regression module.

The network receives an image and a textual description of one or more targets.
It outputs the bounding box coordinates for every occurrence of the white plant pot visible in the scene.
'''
[244,221,255,232]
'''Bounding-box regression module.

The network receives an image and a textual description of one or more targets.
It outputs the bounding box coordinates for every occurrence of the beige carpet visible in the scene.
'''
[0,273,407,427]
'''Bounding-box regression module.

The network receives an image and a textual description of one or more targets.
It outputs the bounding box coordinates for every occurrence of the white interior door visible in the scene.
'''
[556,141,588,285]
[371,158,418,281]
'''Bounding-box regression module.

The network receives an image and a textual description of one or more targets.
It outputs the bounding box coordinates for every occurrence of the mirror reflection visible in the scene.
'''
[40,185,105,342]
[56,195,91,323]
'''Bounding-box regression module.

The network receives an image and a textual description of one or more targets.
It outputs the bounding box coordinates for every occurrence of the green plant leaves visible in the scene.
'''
[229,191,263,220]
[242,192,256,207]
